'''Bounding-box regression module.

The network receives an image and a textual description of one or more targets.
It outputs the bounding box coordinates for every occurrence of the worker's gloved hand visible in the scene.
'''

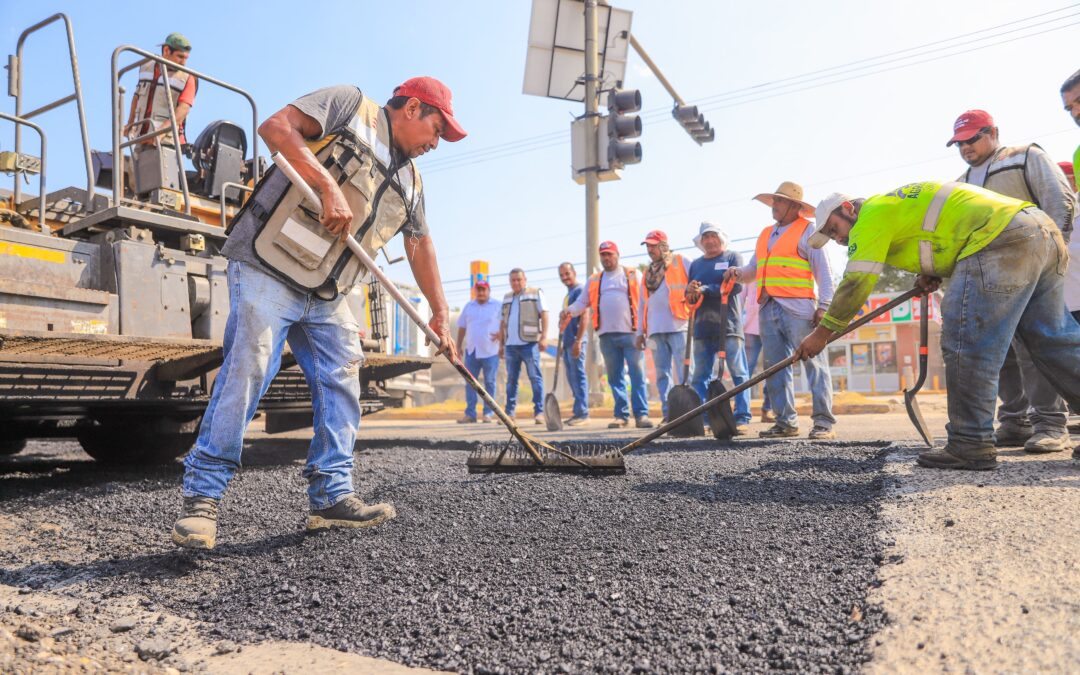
[429,314,458,362]
[794,325,831,361]
[318,183,353,241]
[915,274,942,293]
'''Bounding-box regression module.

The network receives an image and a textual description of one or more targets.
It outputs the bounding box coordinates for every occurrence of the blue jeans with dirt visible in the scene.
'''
[464,351,499,419]
[760,301,836,431]
[562,343,589,419]
[649,331,687,419]
[183,261,363,510]
[941,209,1080,458]
[504,343,544,416]
[690,334,752,425]
[598,332,649,420]
[744,332,772,414]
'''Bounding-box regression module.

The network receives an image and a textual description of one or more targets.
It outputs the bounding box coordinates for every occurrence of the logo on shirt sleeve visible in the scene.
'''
[848,243,858,256]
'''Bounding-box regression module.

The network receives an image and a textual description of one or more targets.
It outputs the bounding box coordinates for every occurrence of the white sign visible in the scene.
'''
[523,0,633,102]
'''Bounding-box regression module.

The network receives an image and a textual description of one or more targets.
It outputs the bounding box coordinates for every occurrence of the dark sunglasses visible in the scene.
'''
[956,127,992,147]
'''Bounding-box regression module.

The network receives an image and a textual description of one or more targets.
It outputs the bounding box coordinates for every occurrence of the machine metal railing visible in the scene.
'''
[0,112,46,233]
[110,46,260,215]
[7,13,94,214]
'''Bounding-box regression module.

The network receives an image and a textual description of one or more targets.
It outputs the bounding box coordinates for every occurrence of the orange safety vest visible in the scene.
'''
[641,255,690,334]
[587,267,640,332]
[755,218,816,302]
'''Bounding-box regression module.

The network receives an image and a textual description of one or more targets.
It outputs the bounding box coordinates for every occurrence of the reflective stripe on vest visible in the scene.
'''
[501,288,542,342]
[642,255,690,334]
[588,267,639,332]
[918,181,960,275]
[755,219,815,301]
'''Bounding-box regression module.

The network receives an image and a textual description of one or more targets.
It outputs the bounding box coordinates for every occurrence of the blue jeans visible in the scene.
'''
[649,331,687,418]
[183,261,363,510]
[760,301,835,430]
[744,332,772,413]
[504,343,544,416]
[464,351,499,419]
[690,334,752,424]
[598,332,649,419]
[942,210,1080,456]
[562,341,589,418]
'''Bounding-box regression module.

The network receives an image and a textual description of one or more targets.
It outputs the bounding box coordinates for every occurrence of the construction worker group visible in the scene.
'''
[164,14,1080,549]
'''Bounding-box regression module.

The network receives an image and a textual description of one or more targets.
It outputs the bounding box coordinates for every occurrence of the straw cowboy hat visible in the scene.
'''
[752,181,816,219]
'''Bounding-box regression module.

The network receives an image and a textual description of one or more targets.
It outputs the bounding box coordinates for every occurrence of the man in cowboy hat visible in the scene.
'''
[724,181,836,439]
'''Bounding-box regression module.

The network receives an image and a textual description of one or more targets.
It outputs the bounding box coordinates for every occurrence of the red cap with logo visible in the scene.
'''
[393,76,467,142]
[474,279,490,289]
[946,109,994,147]
[641,230,668,245]
[599,241,619,255]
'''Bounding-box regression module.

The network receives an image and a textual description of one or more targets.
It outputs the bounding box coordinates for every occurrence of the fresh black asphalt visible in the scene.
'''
[1,438,889,673]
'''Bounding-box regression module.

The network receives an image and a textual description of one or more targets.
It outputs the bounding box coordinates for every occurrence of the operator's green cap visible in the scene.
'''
[162,33,191,51]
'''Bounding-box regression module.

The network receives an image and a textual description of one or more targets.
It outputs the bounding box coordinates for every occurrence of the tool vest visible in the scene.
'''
[131,61,196,145]
[641,255,690,334]
[249,94,423,300]
[587,267,640,332]
[960,143,1075,233]
[501,288,543,343]
[755,218,815,302]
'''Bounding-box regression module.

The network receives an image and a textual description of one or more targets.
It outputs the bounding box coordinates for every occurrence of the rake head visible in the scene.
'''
[466,440,626,475]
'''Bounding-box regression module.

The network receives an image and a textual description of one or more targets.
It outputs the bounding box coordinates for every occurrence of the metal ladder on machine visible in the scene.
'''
[6,13,103,230]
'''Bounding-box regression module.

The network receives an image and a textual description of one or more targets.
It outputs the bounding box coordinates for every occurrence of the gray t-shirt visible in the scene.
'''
[220,85,428,269]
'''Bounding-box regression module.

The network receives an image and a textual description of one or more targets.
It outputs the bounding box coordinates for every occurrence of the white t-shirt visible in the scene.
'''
[456,299,502,358]
[566,267,636,335]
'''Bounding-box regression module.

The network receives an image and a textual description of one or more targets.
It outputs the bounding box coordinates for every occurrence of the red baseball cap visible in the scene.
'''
[599,241,619,255]
[946,109,994,147]
[474,279,490,289]
[393,76,467,142]
[641,229,668,245]
[1059,161,1075,186]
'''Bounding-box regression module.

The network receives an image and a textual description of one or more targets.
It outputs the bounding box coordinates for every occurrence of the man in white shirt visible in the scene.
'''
[455,280,501,423]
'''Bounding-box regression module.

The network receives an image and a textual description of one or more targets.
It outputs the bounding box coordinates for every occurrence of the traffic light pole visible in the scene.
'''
[628,34,684,106]
[583,0,604,407]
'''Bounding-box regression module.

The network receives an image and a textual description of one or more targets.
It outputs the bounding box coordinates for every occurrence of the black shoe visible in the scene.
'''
[759,423,799,439]
[916,447,997,471]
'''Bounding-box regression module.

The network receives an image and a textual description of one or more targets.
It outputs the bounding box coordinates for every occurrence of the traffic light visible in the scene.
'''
[604,88,642,169]
[672,104,715,145]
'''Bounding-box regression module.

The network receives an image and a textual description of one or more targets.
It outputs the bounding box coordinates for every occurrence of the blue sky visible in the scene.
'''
[2,1,1077,322]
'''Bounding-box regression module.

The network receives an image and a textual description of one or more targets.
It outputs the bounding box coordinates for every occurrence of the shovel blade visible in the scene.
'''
[543,394,563,431]
[706,380,738,440]
[666,385,705,437]
[904,389,933,447]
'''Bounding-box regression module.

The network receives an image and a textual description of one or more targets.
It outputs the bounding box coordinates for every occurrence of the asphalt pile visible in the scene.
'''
[1,439,889,673]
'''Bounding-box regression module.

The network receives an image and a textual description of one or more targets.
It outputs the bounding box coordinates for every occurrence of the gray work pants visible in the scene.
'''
[996,338,1068,433]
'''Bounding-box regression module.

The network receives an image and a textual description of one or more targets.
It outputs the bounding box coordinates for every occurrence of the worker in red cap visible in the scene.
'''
[948,108,1077,454]
[636,229,692,422]
[561,241,654,429]
[174,78,467,550]
[455,279,501,424]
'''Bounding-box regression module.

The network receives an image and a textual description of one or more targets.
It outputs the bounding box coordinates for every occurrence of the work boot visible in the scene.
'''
[734,424,749,436]
[635,415,654,429]
[916,446,997,471]
[172,496,219,550]
[456,415,477,424]
[994,422,1033,447]
[608,418,628,429]
[534,414,545,425]
[759,423,799,439]
[1024,431,1073,454]
[760,409,775,424]
[808,425,836,440]
[566,415,589,427]
[307,495,396,532]
[481,414,495,423]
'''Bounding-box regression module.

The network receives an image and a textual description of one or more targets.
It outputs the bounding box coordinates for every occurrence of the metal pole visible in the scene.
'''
[583,0,604,407]
[628,34,686,106]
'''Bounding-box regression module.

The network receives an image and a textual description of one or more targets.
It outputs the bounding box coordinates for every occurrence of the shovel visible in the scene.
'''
[666,311,705,437]
[620,287,923,455]
[705,277,738,440]
[271,152,600,472]
[904,293,933,447]
[544,334,564,431]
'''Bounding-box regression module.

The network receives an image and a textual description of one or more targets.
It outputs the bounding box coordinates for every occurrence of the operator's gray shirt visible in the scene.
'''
[221,85,428,271]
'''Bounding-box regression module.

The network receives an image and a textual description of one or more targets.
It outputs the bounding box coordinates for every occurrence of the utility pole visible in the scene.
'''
[583,0,604,406]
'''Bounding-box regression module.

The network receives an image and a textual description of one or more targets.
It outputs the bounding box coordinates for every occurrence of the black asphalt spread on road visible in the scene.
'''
[1,439,889,673]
